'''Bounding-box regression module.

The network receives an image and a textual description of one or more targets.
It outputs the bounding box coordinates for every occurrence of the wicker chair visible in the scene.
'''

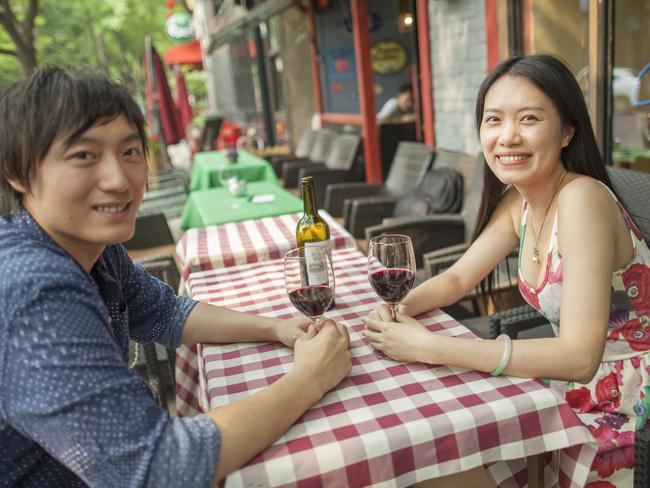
[323,141,434,235]
[131,254,181,414]
[283,133,361,189]
[485,166,650,487]
[364,151,483,257]
[271,129,335,178]
[123,213,175,250]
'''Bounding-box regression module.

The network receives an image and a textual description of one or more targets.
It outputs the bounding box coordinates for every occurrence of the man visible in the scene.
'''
[377,82,416,122]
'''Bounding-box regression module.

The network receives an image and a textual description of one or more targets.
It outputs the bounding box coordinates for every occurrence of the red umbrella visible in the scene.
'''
[174,66,194,138]
[145,39,184,146]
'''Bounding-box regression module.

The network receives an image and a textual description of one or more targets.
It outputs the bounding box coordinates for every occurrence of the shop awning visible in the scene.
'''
[163,39,203,69]
[208,0,299,52]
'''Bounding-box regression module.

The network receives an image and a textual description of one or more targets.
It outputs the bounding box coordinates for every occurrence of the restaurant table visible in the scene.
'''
[176,248,596,487]
[190,149,278,191]
[180,181,303,230]
[175,210,357,280]
[612,145,650,168]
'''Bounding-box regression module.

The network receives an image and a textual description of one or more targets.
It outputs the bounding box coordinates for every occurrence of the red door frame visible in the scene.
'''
[306,0,380,181]
[484,0,499,70]
[350,0,381,182]
[307,0,437,181]
[416,0,435,148]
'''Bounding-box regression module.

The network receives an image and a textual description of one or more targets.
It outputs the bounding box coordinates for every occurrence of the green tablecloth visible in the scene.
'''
[612,145,650,165]
[180,181,304,229]
[190,150,278,191]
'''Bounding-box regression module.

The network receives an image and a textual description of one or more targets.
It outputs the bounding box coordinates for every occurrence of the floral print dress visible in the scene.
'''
[518,192,650,488]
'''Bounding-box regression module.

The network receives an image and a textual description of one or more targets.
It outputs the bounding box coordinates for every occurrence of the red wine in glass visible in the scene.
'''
[285,247,335,329]
[367,234,416,321]
[288,285,334,318]
[368,268,415,305]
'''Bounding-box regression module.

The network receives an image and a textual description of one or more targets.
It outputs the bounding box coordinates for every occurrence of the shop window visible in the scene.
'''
[611,1,650,172]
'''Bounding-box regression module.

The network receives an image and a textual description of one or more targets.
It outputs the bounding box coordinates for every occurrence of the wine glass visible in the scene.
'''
[284,247,335,330]
[367,234,416,321]
[218,164,243,209]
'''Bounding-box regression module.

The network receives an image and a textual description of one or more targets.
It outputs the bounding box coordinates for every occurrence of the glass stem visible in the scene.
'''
[311,316,323,332]
[389,305,398,322]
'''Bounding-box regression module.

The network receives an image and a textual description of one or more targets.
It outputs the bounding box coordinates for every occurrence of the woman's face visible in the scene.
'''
[479,75,574,187]
[15,114,147,265]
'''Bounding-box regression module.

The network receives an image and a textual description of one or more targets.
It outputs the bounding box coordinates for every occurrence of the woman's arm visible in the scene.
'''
[399,187,521,316]
[365,179,623,384]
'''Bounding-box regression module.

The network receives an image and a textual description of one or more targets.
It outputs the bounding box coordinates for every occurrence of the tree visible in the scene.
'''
[0,0,38,76]
[0,0,173,101]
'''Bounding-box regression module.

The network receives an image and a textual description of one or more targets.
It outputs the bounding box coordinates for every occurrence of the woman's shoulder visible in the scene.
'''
[558,174,617,211]
[557,174,622,231]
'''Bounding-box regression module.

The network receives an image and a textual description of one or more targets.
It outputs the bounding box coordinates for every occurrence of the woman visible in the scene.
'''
[0,67,351,487]
[363,54,650,487]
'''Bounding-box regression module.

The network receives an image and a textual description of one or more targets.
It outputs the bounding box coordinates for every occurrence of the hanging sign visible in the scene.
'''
[166,12,195,44]
[371,40,408,75]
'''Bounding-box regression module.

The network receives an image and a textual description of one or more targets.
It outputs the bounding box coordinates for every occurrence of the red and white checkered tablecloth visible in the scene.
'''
[176,248,596,487]
[175,210,356,280]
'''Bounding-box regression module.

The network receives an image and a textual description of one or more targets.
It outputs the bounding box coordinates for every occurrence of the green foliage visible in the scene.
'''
[0,0,176,100]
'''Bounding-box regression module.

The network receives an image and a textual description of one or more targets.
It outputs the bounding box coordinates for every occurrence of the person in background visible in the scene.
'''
[364,54,650,487]
[377,82,416,122]
[0,67,351,487]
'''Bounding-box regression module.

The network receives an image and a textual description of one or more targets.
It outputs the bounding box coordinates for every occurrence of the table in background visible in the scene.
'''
[612,145,650,172]
[180,181,303,230]
[175,210,356,280]
[190,150,278,191]
[176,248,596,488]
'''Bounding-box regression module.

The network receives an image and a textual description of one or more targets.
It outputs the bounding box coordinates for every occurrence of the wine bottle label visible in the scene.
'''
[304,241,330,286]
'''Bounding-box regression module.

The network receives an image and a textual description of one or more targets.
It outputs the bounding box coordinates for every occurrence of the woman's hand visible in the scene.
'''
[292,319,351,398]
[362,312,431,362]
[271,317,311,348]
[368,302,410,320]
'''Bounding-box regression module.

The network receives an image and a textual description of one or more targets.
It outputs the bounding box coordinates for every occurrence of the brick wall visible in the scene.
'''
[429,0,487,154]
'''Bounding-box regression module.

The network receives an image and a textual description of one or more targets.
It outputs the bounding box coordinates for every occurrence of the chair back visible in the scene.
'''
[378,122,416,178]
[432,150,484,239]
[384,141,434,195]
[324,134,361,170]
[308,130,336,163]
[607,166,650,242]
[295,129,317,158]
[392,167,464,217]
[124,213,175,250]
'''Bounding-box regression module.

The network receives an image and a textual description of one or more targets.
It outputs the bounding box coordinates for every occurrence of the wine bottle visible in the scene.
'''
[296,177,331,288]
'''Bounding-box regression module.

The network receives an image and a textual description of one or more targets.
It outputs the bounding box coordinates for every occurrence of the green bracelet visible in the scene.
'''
[490,334,512,377]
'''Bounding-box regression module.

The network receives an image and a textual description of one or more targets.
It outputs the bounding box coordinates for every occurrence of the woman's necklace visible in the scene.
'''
[529,171,568,264]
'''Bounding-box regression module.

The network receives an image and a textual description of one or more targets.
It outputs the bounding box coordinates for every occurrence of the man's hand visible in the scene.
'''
[292,319,351,398]
[271,317,311,347]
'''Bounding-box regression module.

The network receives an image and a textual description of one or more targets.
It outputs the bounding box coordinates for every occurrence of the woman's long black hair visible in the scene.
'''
[472,54,614,302]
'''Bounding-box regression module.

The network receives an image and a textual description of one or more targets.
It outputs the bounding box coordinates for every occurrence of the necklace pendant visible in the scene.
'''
[532,245,540,264]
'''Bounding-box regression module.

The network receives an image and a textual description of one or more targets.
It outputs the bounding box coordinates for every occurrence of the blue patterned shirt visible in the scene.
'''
[0,208,220,487]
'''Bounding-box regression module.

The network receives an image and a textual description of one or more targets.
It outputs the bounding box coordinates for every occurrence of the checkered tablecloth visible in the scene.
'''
[176,248,596,487]
[175,210,356,280]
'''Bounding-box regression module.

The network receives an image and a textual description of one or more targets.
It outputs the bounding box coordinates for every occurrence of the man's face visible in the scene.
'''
[397,91,413,112]
[17,114,148,263]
